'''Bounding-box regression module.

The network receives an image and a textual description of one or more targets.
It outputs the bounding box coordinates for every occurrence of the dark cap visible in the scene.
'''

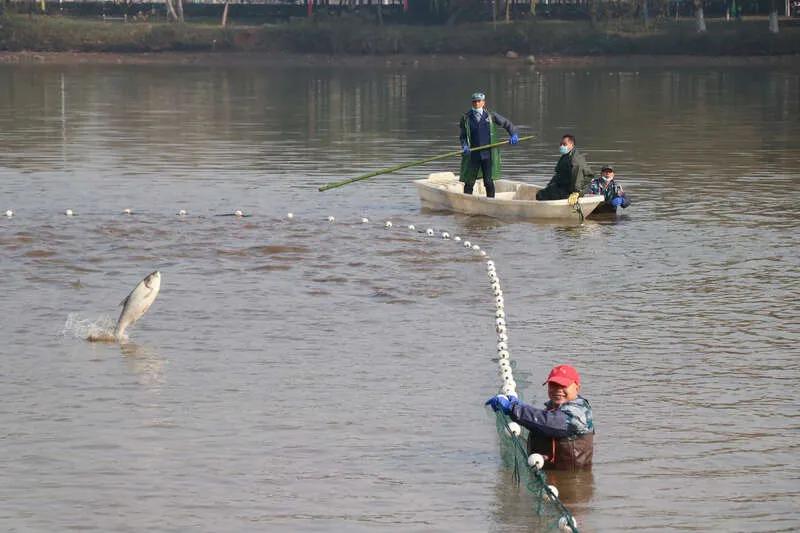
[601,165,614,172]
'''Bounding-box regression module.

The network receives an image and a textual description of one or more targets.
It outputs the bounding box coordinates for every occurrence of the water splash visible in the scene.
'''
[63,313,117,342]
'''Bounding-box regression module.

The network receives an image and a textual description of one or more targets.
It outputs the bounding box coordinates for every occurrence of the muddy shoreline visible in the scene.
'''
[2,50,799,68]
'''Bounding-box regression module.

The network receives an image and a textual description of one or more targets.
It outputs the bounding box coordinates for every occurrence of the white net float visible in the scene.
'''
[426,228,435,236]
[287,212,294,219]
[527,453,545,470]
[385,221,393,228]
[454,236,461,242]
[122,208,132,215]
[505,422,521,437]
[178,209,187,216]
[236,210,245,217]
[65,209,74,216]
[471,244,480,251]
[463,240,471,248]
[5,210,13,218]
[441,232,450,239]
[558,516,577,532]
[361,217,369,223]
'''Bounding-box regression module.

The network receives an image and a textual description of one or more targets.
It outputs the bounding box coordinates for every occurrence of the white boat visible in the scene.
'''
[414,172,607,221]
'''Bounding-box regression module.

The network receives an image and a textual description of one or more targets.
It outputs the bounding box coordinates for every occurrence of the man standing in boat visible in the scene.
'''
[459,92,520,199]
[536,134,594,203]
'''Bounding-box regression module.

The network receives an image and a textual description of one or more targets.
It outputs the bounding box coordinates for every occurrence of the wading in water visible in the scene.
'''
[459,91,520,198]
[486,364,594,471]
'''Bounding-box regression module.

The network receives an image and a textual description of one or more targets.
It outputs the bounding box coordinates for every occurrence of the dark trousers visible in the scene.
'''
[464,158,495,198]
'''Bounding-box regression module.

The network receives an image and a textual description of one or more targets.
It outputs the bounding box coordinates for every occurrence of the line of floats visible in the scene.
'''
[3,205,578,532]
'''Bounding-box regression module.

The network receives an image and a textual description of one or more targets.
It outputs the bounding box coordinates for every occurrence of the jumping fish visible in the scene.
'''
[113,270,161,340]
[85,271,161,342]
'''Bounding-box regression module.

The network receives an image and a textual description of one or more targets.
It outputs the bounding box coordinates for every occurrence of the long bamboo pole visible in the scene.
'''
[318,135,534,192]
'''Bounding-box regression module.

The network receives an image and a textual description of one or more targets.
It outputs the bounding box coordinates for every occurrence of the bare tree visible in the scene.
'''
[165,0,179,22]
[694,0,707,32]
[768,0,779,33]
[221,1,229,27]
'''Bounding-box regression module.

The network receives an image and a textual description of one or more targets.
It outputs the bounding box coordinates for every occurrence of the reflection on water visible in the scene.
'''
[120,342,166,387]
[0,60,799,532]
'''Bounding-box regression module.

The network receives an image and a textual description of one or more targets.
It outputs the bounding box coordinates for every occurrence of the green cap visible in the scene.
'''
[471,92,486,101]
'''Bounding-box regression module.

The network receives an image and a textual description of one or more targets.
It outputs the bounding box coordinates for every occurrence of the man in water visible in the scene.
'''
[588,165,630,210]
[486,364,594,471]
[459,91,519,198]
[536,134,594,204]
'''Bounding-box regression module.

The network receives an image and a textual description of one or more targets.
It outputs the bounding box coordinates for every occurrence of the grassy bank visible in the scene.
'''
[1,13,799,56]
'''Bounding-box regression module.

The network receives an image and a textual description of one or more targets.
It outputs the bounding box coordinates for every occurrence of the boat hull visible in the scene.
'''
[414,174,605,221]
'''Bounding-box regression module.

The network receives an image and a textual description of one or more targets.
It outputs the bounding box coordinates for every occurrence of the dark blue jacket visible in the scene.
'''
[510,396,593,438]
[459,110,517,161]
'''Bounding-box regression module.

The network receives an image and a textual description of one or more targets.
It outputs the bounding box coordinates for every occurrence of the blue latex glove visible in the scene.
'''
[462,144,470,155]
[485,394,518,415]
[611,196,623,208]
[509,134,519,145]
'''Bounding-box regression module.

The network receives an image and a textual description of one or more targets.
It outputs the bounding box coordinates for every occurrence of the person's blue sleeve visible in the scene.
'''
[509,403,572,438]
[491,112,519,137]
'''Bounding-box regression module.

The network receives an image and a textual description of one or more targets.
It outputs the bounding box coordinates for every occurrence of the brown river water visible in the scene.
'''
[0,59,798,532]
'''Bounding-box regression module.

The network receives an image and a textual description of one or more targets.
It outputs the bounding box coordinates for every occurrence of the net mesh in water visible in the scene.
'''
[493,411,579,533]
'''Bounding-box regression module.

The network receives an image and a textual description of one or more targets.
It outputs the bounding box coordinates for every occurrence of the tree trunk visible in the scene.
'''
[221,1,229,27]
[768,0,779,32]
[694,0,707,32]
[175,0,184,23]
[505,0,511,22]
[165,0,179,22]
[768,9,779,32]
[376,0,383,26]
[643,0,649,26]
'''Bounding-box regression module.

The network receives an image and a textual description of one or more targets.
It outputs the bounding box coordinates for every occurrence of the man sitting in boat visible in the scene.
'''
[535,134,594,204]
[486,364,594,471]
[588,165,630,210]
[459,91,520,199]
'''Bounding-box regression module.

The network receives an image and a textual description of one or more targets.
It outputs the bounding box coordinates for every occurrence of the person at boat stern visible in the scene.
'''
[588,165,630,210]
[486,364,594,471]
[459,92,520,198]
[535,134,594,203]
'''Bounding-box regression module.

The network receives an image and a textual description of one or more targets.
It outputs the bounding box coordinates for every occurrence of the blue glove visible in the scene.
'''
[509,134,519,145]
[485,394,518,415]
[462,144,470,155]
[611,196,623,208]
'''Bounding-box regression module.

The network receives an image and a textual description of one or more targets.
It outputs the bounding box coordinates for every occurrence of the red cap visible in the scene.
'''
[543,364,581,387]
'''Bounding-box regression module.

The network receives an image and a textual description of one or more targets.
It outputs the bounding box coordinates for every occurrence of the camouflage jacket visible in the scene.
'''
[587,177,630,207]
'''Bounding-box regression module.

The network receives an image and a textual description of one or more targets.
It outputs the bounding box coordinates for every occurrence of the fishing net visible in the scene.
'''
[485,256,579,532]
[493,411,580,532]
